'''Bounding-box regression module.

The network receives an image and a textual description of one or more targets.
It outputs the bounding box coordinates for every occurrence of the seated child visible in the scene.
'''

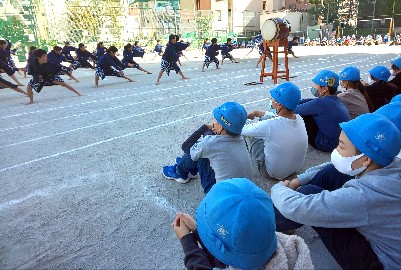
[162,101,252,194]
[242,82,308,180]
[272,113,401,269]
[294,70,350,152]
[172,178,313,269]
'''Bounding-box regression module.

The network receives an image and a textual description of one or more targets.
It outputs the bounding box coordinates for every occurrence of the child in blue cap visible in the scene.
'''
[272,113,401,269]
[162,102,252,194]
[242,82,308,180]
[389,57,401,92]
[294,70,350,152]
[363,66,398,110]
[172,178,313,269]
[338,66,374,119]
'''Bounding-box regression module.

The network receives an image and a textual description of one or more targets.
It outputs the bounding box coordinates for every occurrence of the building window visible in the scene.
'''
[216,10,222,21]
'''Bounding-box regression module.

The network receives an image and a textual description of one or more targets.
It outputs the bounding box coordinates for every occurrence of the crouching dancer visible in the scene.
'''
[27,49,82,104]
[95,46,135,87]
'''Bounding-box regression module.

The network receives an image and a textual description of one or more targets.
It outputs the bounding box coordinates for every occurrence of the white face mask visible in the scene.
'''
[331,149,367,176]
[367,76,374,85]
[391,69,396,76]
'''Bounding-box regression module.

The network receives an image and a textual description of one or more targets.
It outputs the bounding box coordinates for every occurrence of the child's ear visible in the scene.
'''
[361,156,372,167]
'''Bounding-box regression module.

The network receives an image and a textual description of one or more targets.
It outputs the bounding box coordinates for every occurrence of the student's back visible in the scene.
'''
[261,115,307,179]
[364,81,398,110]
[190,134,252,182]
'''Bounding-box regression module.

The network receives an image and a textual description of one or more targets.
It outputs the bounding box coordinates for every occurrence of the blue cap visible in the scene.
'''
[375,102,401,132]
[391,57,401,69]
[196,178,277,270]
[340,113,401,167]
[339,66,361,81]
[213,102,247,135]
[312,70,339,87]
[391,94,401,103]
[368,66,391,82]
[270,82,301,110]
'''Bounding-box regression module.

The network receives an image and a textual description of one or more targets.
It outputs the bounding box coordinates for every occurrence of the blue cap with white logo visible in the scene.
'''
[340,113,401,167]
[368,66,391,82]
[213,102,247,135]
[312,70,339,87]
[270,82,301,110]
[196,178,277,270]
[339,66,361,81]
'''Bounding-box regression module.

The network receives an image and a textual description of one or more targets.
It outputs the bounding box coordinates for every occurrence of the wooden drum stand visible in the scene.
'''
[260,39,289,84]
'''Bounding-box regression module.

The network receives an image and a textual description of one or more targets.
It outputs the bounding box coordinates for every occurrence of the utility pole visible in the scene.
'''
[371,0,376,38]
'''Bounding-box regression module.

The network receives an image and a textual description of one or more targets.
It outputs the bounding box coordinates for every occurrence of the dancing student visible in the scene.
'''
[26,46,36,74]
[0,39,26,78]
[175,35,189,66]
[155,34,189,85]
[95,42,107,60]
[255,39,273,68]
[122,43,152,74]
[47,46,79,82]
[245,32,262,56]
[132,41,145,58]
[288,36,300,58]
[27,49,82,104]
[0,41,24,86]
[74,43,97,69]
[201,38,221,72]
[0,74,29,98]
[152,40,164,60]
[201,38,210,56]
[95,46,135,87]
[61,42,77,64]
[221,38,239,64]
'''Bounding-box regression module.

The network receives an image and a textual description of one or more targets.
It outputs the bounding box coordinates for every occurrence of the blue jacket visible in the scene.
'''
[96,47,107,59]
[76,49,97,62]
[205,44,221,57]
[47,51,66,64]
[61,45,76,56]
[294,96,350,151]
[162,43,179,63]
[98,53,124,71]
[122,49,134,63]
[221,44,234,55]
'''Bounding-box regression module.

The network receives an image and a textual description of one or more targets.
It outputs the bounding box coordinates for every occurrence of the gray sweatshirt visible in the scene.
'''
[271,158,401,269]
[190,135,252,182]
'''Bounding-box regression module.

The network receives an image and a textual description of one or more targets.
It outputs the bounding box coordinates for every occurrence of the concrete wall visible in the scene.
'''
[231,0,263,34]
[211,0,229,32]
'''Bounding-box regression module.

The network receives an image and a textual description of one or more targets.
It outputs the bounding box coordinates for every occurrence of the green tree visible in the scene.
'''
[308,0,339,25]
[0,17,29,43]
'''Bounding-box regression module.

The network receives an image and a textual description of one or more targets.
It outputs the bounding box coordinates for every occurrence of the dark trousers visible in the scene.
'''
[176,154,216,194]
[275,164,383,269]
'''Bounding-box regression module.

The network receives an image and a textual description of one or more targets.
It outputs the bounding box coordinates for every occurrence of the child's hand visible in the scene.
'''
[172,215,190,240]
[177,212,197,232]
